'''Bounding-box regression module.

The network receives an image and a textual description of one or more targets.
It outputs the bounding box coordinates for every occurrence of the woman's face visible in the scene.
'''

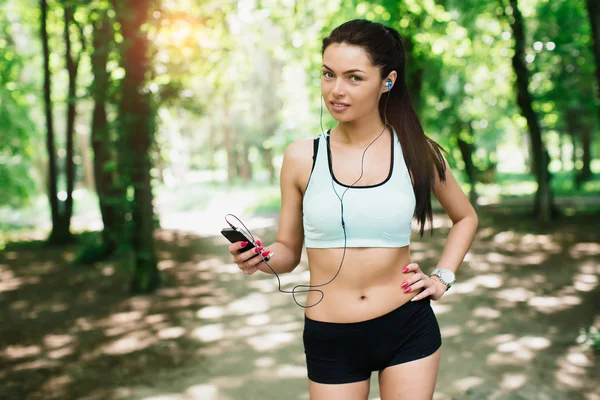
[321,43,386,123]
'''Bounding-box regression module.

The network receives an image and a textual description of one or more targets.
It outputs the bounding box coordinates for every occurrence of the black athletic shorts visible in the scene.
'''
[303,297,442,384]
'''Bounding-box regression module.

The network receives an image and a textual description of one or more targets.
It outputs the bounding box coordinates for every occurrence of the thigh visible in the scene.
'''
[378,347,441,400]
[309,378,370,400]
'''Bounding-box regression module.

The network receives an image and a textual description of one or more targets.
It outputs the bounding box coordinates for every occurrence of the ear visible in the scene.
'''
[382,70,398,93]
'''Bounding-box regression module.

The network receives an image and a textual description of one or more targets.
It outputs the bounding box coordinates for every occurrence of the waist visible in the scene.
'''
[304,247,417,323]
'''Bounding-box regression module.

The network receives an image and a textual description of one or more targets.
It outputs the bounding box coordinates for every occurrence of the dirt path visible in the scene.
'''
[0,210,599,400]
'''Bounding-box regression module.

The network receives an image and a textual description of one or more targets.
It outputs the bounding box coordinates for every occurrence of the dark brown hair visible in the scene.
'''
[322,19,448,237]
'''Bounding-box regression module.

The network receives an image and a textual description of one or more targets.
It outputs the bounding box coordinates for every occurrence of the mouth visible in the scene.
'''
[329,101,350,111]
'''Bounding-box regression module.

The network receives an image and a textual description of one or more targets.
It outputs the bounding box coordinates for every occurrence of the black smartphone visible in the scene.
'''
[221,227,257,254]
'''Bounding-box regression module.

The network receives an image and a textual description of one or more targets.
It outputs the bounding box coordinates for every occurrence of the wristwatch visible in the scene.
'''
[430,268,456,290]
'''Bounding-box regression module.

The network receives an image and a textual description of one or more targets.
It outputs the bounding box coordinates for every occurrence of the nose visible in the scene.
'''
[332,79,345,97]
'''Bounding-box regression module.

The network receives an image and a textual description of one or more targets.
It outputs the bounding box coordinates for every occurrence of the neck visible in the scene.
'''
[332,111,388,147]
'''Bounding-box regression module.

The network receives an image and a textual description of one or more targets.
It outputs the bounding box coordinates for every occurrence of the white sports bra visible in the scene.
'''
[302,129,416,248]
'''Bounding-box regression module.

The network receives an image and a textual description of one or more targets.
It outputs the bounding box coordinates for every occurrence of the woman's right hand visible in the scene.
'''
[228,236,271,275]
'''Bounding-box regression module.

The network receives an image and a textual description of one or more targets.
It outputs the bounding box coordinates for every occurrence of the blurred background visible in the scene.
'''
[1,0,599,399]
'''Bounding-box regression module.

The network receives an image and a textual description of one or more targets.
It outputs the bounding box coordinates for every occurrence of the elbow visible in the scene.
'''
[467,202,479,230]
[453,211,478,231]
[278,242,302,274]
[287,254,302,274]
[470,211,479,233]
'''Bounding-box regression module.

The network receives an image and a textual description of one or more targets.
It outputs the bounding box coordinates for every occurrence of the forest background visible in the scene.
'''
[1,0,599,399]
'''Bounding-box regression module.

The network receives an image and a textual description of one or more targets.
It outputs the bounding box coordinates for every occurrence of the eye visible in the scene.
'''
[322,71,334,79]
[349,75,362,82]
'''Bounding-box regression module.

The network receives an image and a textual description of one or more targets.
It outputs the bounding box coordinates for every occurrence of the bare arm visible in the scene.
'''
[256,140,310,274]
[430,156,479,280]
[229,139,310,276]
[403,155,479,301]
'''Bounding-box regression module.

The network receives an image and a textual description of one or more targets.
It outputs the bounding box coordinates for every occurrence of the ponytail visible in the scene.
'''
[380,27,448,237]
[381,84,447,237]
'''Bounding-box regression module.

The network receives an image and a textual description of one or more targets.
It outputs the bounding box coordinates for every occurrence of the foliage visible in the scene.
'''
[577,325,600,352]
[0,0,599,228]
[0,1,40,207]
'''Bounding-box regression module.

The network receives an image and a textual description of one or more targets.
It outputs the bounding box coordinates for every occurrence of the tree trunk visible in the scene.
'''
[91,7,120,258]
[586,0,600,133]
[261,59,282,186]
[223,100,236,185]
[240,143,251,184]
[234,147,242,179]
[60,3,77,240]
[570,131,578,177]
[457,123,478,207]
[521,130,531,174]
[578,123,593,184]
[564,108,580,188]
[559,130,568,171]
[44,1,80,244]
[565,108,592,189]
[507,0,556,225]
[115,0,160,293]
[207,123,218,173]
[40,0,61,241]
[262,148,275,184]
[77,130,95,190]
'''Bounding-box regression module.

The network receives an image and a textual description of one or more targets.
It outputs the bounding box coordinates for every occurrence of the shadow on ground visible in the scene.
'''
[0,208,598,400]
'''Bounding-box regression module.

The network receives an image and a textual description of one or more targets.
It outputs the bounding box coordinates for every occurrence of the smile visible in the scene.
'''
[330,102,350,112]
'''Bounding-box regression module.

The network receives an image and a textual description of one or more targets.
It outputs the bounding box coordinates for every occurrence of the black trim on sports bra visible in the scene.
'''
[326,129,394,189]
[311,136,320,174]
[303,136,321,195]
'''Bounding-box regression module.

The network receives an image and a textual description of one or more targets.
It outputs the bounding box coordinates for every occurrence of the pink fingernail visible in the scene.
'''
[404,287,412,293]
[240,241,248,247]
[401,281,408,288]
[254,248,260,253]
[403,267,409,273]
[256,239,262,246]
[261,250,270,257]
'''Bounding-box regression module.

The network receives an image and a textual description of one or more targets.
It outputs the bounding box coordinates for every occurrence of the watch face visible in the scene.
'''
[441,270,455,283]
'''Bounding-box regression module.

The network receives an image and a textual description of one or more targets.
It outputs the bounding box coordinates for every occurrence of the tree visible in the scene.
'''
[40,0,63,243]
[40,0,85,245]
[89,3,123,259]
[56,0,80,242]
[0,4,37,208]
[585,0,600,181]
[500,0,557,225]
[113,0,160,293]
[534,0,597,188]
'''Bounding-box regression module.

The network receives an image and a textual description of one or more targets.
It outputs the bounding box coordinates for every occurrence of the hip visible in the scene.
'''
[303,297,441,362]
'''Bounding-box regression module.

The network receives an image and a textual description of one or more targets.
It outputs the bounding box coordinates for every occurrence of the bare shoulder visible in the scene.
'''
[283,137,316,163]
[282,137,317,191]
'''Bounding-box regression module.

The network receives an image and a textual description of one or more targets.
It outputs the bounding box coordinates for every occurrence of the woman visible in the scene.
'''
[228,19,478,400]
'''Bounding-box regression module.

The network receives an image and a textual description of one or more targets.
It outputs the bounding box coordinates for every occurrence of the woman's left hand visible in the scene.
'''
[401,263,447,301]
